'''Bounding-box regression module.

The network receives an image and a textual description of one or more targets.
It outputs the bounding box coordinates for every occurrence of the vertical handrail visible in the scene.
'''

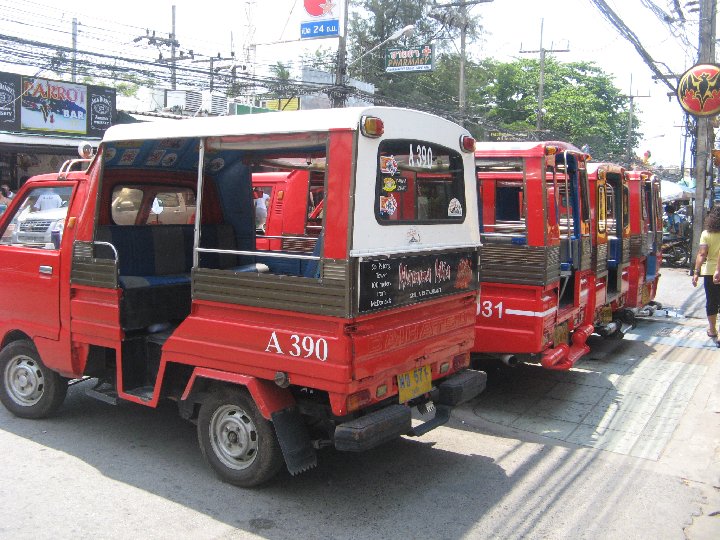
[193,139,206,269]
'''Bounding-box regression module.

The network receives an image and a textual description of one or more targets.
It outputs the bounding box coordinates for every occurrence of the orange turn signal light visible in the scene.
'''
[360,116,384,138]
[460,135,476,153]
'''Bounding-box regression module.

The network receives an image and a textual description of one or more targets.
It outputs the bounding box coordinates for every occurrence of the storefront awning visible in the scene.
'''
[0,131,101,154]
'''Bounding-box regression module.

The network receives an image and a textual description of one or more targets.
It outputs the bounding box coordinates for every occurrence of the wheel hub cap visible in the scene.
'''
[5,356,44,406]
[209,404,259,470]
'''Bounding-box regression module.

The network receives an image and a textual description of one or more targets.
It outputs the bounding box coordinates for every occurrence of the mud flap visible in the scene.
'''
[271,407,317,475]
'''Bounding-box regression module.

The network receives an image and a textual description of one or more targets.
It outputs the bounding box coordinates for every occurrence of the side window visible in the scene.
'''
[0,186,72,249]
[606,184,617,236]
[622,184,630,232]
[597,184,607,235]
[476,158,526,237]
[111,186,196,225]
[111,187,143,225]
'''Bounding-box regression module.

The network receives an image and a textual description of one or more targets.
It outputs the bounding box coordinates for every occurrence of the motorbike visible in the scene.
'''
[661,211,692,268]
[661,234,690,267]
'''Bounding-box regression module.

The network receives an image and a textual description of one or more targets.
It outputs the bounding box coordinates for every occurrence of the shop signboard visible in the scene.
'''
[677,63,720,117]
[0,71,115,138]
[385,45,434,73]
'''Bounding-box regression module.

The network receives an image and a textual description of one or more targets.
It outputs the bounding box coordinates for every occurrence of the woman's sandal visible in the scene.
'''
[707,330,718,338]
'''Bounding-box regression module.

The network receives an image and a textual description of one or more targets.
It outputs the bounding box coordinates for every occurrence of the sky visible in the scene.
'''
[0,0,707,167]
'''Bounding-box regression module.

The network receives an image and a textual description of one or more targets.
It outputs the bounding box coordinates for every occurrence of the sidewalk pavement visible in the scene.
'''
[456,265,720,538]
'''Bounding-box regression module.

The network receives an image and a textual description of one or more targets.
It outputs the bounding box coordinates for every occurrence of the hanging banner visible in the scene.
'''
[0,71,116,137]
[300,0,341,39]
[385,45,434,73]
[677,63,720,117]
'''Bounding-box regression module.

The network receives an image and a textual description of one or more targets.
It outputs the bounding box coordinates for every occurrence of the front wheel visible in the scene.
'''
[0,340,68,418]
[197,389,284,487]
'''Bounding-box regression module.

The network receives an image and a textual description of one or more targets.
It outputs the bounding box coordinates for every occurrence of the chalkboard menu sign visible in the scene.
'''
[358,250,477,313]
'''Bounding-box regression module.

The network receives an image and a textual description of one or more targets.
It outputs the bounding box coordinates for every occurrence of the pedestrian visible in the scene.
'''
[253,187,268,232]
[33,188,63,211]
[692,205,720,339]
[0,187,11,206]
[1,183,14,199]
[664,204,682,236]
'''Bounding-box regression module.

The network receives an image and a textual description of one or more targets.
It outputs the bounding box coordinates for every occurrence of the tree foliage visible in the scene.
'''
[469,57,638,161]
[346,0,640,163]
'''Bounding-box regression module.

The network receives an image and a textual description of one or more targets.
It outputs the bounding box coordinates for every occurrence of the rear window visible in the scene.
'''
[375,139,465,224]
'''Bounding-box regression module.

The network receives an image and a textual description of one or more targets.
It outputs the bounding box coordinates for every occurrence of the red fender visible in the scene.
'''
[181,367,295,419]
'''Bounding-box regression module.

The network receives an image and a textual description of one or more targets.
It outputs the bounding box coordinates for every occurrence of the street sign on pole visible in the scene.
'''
[301,20,340,39]
[301,0,341,40]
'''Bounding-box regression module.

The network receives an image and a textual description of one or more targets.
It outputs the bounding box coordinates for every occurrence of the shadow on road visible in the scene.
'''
[0,384,511,538]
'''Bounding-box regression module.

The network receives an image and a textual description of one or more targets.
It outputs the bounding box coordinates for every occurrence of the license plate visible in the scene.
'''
[641,284,651,306]
[553,322,569,346]
[600,306,613,324]
[397,365,432,403]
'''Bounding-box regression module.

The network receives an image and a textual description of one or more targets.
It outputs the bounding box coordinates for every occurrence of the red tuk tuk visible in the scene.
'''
[586,163,633,336]
[0,107,486,486]
[474,141,594,370]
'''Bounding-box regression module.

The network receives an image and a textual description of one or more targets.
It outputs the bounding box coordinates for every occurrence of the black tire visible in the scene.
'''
[197,388,283,487]
[0,340,68,419]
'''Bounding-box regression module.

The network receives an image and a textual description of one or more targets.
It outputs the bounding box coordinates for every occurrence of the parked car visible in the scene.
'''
[13,205,68,248]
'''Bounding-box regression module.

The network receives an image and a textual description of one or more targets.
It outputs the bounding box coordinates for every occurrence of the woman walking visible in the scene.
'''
[692,205,720,340]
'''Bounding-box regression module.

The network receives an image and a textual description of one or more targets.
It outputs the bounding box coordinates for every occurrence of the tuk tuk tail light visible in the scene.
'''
[452,353,469,370]
[439,362,451,375]
[360,116,384,138]
[546,146,558,155]
[346,389,372,412]
[460,135,476,153]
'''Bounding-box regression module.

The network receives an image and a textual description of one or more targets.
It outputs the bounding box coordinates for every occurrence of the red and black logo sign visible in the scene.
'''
[677,63,720,117]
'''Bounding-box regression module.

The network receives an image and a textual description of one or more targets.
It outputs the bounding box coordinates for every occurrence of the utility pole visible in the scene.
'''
[623,75,650,164]
[520,19,569,133]
[692,0,717,258]
[431,1,494,125]
[193,53,236,92]
[71,18,77,82]
[332,0,350,108]
[134,6,182,90]
[170,5,177,90]
[458,1,467,121]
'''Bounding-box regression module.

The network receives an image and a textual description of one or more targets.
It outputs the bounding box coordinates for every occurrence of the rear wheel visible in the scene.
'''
[197,389,283,487]
[0,340,68,418]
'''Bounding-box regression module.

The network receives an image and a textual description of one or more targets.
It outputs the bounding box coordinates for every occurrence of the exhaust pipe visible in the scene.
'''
[596,320,620,337]
[500,354,519,367]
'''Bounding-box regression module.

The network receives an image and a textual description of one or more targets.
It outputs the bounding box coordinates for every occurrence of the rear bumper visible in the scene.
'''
[334,368,487,452]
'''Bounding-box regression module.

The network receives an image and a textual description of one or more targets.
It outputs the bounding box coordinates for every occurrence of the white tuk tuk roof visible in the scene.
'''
[102,106,454,143]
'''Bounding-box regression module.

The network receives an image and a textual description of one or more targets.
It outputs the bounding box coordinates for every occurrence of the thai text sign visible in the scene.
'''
[301,0,341,39]
[358,249,477,313]
[0,71,115,137]
[385,45,434,73]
